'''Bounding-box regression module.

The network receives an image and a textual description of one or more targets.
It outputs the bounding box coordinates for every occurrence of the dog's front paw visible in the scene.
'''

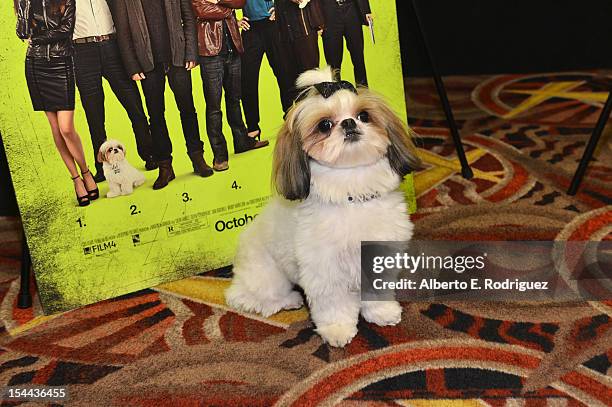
[226,287,304,318]
[361,301,402,326]
[316,323,358,348]
[106,192,119,198]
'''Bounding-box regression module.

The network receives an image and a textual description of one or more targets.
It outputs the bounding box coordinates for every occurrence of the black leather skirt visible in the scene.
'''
[25,56,75,112]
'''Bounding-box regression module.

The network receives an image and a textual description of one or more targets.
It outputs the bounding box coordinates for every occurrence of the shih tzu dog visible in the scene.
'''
[97,140,146,198]
[226,67,421,347]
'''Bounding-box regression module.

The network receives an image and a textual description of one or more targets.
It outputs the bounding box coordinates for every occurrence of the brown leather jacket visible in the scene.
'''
[191,0,245,57]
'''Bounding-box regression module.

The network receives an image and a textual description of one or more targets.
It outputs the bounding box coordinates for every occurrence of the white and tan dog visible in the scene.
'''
[97,140,146,198]
[226,67,421,347]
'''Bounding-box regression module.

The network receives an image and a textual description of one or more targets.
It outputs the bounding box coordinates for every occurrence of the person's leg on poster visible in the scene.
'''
[200,55,230,171]
[139,65,175,190]
[46,112,89,205]
[321,5,344,81]
[344,2,368,87]
[73,43,107,182]
[101,40,157,171]
[240,20,266,137]
[281,34,320,106]
[167,64,213,178]
[263,20,294,113]
[279,39,301,107]
[46,110,99,205]
[225,53,269,154]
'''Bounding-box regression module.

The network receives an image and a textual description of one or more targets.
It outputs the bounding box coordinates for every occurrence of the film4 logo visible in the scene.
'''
[83,240,118,255]
[215,213,257,232]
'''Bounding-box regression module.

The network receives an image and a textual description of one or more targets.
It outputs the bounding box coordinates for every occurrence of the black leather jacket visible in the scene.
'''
[275,0,325,42]
[16,0,75,59]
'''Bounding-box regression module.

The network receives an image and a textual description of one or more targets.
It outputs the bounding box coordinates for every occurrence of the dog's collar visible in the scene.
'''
[309,159,400,205]
[347,191,382,204]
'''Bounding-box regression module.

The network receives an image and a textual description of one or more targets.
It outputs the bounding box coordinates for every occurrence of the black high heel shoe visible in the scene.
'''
[81,169,99,200]
[72,175,90,207]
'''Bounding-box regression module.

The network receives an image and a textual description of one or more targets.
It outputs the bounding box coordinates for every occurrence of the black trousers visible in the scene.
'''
[139,64,204,162]
[241,19,293,133]
[73,40,153,172]
[322,1,368,86]
[284,33,320,103]
[200,53,252,163]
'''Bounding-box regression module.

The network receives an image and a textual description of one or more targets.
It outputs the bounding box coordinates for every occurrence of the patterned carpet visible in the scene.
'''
[0,72,611,406]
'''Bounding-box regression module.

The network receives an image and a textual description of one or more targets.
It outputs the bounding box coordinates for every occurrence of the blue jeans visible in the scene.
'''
[200,53,252,163]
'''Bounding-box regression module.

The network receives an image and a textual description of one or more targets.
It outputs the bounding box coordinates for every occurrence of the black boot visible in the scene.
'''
[145,157,158,171]
[234,138,269,154]
[188,151,214,178]
[153,159,175,190]
[93,163,106,183]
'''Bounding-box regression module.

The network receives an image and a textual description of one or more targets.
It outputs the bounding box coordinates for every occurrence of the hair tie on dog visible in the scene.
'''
[314,81,357,98]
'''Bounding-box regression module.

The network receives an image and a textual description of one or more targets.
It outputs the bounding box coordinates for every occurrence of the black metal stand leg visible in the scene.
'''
[411,0,473,179]
[567,92,612,195]
[18,229,32,309]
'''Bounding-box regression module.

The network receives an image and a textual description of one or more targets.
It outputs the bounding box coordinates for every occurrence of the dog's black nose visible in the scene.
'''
[341,118,357,132]
[341,119,360,142]
[113,148,118,153]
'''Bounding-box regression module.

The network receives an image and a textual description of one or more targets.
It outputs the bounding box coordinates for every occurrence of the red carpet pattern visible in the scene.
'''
[0,72,610,406]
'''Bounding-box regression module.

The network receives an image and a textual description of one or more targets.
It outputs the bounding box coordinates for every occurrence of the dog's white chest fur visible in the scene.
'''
[263,160,412,285]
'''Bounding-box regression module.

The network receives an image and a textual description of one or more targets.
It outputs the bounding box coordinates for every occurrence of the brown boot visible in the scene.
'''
[213,160,229,172]
[153,159,175,190]
[188,151,214,178]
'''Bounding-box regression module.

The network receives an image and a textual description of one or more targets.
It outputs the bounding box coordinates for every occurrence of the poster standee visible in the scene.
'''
[18,229,32,309]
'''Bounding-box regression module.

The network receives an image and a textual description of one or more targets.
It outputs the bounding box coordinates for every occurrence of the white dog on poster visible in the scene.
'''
[97,139,146,198]
[226,67,421,347]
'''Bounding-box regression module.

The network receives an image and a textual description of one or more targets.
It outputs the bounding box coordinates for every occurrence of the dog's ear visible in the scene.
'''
[273,109,311,201]
[381,103,422,177]
[97,145,106,163]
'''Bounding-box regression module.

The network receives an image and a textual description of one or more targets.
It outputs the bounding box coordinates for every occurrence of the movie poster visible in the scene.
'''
[0,0,414,314]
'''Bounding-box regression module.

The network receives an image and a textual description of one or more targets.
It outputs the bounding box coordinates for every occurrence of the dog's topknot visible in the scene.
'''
[296,66,335,89]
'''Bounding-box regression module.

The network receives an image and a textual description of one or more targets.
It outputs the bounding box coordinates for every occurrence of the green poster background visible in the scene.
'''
[0,1,414,314]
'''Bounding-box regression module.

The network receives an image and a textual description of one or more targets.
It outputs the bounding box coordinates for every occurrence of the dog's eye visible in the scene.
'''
[357,111,370,123]
[107,148,113,153]
[318,119,333,133]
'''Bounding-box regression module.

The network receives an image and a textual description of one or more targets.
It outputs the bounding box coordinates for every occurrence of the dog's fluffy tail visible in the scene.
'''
[296,66,335,89]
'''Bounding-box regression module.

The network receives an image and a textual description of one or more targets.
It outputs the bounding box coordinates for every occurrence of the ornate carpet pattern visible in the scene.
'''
[0,72,610,406]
